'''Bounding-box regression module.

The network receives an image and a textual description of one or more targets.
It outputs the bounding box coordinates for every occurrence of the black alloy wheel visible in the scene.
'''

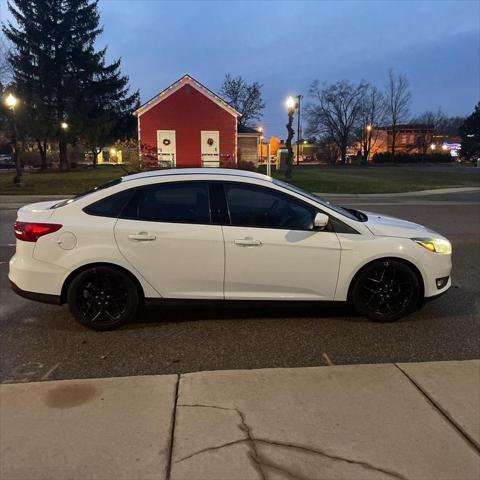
[351,259,421,322]
[67,266,139,331]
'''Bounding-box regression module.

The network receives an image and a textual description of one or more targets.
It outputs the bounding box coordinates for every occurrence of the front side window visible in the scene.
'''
[121,181,211,224]
[224,183,316,230]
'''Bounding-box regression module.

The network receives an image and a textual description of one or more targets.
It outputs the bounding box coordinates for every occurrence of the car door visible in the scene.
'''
[114,180,224,299]
[220,182,341,300]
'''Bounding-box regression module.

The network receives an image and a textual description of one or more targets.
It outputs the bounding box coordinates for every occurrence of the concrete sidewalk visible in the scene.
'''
[1,361,479,480]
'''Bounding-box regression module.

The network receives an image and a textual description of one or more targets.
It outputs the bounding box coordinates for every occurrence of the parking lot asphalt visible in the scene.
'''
[1,191,479,383]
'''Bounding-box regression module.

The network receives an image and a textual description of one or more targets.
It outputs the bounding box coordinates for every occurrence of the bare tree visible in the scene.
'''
[411,109,465,136]
[220,73,265,127]
[358,85,386,162]
[385,70,411,156]
[306,80,368,163]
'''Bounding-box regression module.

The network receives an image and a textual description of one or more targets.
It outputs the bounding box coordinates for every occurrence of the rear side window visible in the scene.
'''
[121,182,211,224]
[83,189,135,218]
[224,183,316,230]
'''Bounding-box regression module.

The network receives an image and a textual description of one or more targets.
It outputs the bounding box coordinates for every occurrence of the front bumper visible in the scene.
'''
[419,250,452,298]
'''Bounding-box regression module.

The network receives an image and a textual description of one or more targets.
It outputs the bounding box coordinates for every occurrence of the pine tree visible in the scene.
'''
[460,103,480,162]
[3,0,138,170]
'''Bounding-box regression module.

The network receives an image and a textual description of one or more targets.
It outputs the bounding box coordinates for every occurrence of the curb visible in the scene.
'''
[314,187,480,198]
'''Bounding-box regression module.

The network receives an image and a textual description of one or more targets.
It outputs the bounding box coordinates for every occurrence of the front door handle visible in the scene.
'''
[234,237,262,247]
[128,232,157,241]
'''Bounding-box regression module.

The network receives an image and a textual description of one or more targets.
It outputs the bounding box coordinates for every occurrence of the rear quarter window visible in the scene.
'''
[83,189,135,218]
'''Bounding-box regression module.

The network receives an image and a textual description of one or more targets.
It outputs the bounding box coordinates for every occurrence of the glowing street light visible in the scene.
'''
[5,93,18,109]
[285,96,296,111]
[366,124,372,132]
[430,143,436,150]
[60,121,68,130]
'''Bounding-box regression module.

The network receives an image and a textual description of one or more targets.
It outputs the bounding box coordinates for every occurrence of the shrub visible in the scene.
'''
[372,152,453,164]
[236,160,257,171]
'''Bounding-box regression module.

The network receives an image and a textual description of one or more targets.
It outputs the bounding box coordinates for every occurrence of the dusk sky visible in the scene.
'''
[1,0,479,137]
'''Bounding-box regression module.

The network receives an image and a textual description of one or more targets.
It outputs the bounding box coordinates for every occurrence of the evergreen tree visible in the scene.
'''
[460,103,480,162]
[3,0,138,170]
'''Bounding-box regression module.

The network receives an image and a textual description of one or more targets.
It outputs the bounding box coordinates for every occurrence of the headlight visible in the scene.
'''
[413,238,452,254]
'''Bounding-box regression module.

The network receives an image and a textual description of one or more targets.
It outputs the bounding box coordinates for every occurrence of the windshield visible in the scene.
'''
[272,179,365,222]
[51,178,123,209]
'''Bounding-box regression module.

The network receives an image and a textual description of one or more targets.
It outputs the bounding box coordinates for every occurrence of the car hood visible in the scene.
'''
[362,211,438,238]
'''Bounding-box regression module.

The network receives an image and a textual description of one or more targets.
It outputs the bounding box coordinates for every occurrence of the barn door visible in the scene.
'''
[201,131,220,167]
[157,130,176,167]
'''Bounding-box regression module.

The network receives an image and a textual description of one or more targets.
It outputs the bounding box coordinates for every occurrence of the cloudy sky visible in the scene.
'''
[1,0,479,136]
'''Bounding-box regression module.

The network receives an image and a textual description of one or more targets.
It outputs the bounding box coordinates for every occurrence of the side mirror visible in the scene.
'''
[314,212,329,230]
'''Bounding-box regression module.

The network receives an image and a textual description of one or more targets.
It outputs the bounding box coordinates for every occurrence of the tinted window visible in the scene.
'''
[272,178,364,222]
[52,178,123,209]
[122,182,210,224]
[224,183,316,230]
[83,188,134,218]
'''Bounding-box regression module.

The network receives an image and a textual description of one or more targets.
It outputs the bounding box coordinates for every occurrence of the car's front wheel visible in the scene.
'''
[67,266,139,331]
[351,259,421,322]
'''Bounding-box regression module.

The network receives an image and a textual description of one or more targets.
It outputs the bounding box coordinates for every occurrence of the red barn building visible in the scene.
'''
[135,75,260,168]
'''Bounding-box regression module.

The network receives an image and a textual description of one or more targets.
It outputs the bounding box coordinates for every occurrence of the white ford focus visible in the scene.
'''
[9,168,451,330]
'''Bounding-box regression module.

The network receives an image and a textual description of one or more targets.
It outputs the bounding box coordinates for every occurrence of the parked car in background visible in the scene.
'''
[9,168,452,330]
[0,154,15,169]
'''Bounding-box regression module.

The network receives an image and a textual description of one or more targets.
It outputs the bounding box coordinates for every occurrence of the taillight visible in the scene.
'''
[14,222,62,242]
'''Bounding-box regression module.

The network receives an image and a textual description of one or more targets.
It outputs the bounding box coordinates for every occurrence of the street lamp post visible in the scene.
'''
[296,95,302,166]
[59,121,69,170]
[364,124,372,163]
[4,93,22,186]
[285,96,296,179]
[258,126,263,164]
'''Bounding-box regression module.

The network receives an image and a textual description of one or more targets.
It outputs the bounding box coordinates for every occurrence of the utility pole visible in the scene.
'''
[296,95,302,166]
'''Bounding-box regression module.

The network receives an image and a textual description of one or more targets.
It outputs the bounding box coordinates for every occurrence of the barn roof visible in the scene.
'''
[134,74,241,117]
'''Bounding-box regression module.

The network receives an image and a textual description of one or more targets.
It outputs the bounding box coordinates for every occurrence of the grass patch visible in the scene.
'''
[271,166,480,193]
[0,165,478,196]
[0,166,124,196]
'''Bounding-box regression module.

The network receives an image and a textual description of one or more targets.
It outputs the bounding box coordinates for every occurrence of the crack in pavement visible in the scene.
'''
[394,364,480,454]
[175,403,408,480]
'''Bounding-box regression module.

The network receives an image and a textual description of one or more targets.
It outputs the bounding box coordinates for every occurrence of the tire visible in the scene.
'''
[351,259,421,322]
[67,266,139,331]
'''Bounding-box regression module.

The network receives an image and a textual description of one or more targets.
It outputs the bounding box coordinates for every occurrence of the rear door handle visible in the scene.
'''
[128,232,157,241]
[234,237,262,247]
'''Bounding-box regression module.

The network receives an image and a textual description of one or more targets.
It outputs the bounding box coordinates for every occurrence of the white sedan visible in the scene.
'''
[9,168,452,330]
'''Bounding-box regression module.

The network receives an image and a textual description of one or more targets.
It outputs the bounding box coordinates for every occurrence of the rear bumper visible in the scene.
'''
[8,249,66,297]
[10,281,61,305]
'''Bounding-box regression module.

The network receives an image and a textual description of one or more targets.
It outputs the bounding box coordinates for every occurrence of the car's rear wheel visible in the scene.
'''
[351,259,421,322]
[67,266,139,331]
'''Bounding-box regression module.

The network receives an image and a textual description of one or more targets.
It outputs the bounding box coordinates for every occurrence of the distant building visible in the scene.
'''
[237,125,262,165]
[372,124,434,155]
[135,74,261,168]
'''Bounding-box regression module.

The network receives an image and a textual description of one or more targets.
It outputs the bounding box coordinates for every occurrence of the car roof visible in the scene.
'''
[122,168,272,183]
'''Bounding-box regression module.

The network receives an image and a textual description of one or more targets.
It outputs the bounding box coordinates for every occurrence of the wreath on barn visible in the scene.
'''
[163,138,171,146]
[207,137,215,146]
